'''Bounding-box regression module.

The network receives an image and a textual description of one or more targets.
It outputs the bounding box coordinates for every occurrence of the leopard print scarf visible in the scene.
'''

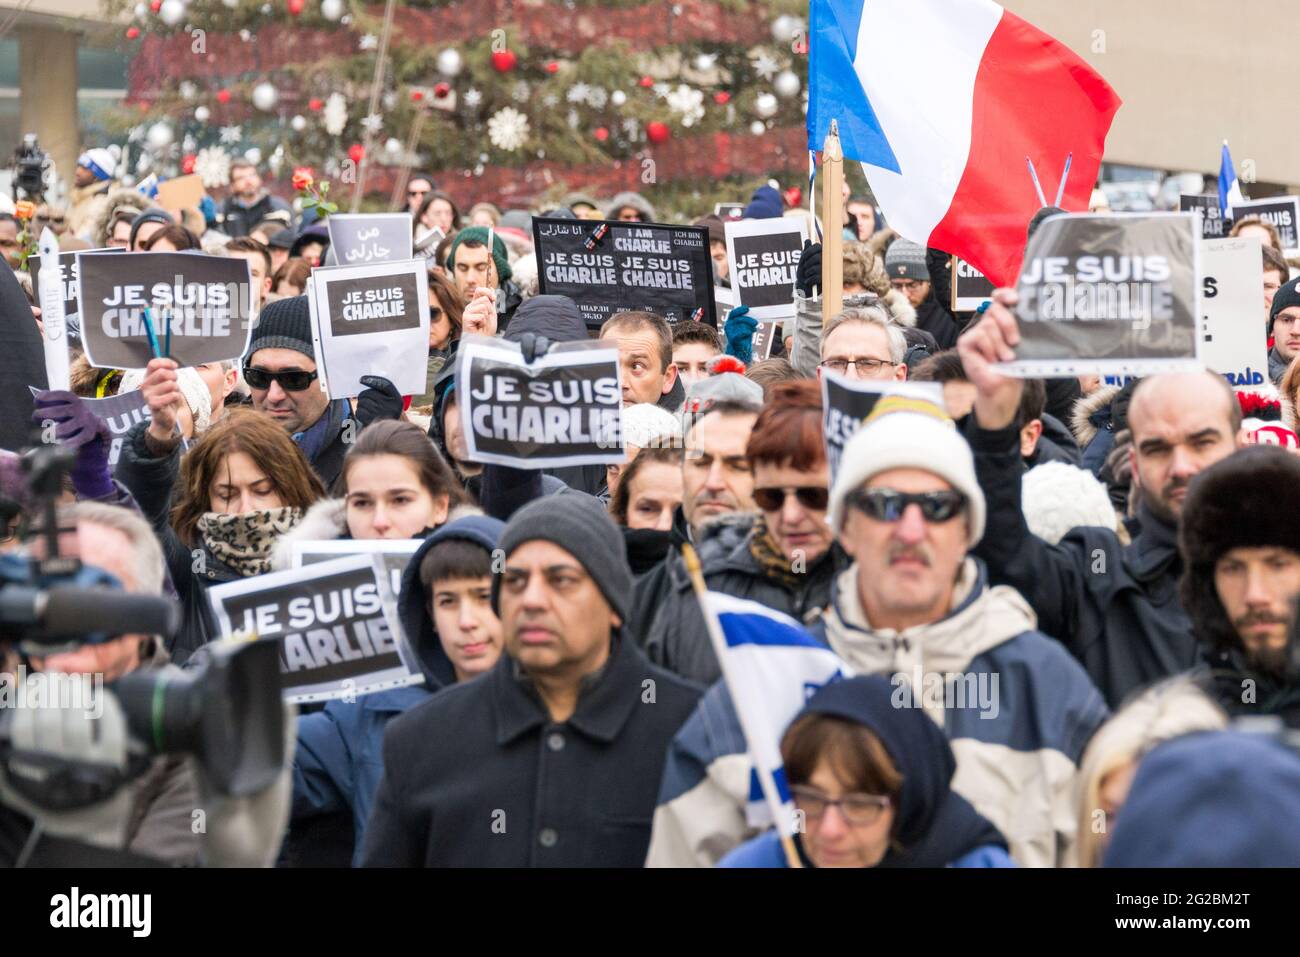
[199,507,303,578]
[748,515,802,592]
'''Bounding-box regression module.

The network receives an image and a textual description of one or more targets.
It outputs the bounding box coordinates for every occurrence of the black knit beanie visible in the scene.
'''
[1269,277,1300,334]
[492,494,633,624]
[247,294,314,360]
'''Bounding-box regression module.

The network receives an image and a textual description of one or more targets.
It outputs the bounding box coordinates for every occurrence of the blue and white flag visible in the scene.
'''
[700,591,851,831]
[1219,141,1245,217]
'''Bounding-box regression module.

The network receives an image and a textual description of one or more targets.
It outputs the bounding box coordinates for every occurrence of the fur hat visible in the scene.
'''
[1179,446,1300,655]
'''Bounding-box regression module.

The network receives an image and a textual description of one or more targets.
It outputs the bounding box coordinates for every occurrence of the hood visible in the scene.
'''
[270,497,348,570]
[289,223,330,260]
[503,294,587,343]
[821,558,1038,723]
[1104,730,1300,866]
[398,515,506,689]
[880,287,917,327]
[90,186,155,247]
[1069,384,1121,449]
[741,185,783,220]
[604,191,656,222]
[795,675,1007,866]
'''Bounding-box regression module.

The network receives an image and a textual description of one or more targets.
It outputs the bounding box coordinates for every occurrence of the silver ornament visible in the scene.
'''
[754,92,778,118]
[437,48,463,77]
[320,0,344,21]
[146,121,174,149]
[773,70,800,99]
[750,120,766,136]
[194,105,211,122]
[290,114,307,131]
[159,0,185,27]
[251,81,279,112]
[610,89,626,107]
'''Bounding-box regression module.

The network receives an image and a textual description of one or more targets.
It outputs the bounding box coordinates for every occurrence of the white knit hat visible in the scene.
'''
[78,147,117,181]
[621,402,682,449]
[827,397,985,544]
[118,366,213,435]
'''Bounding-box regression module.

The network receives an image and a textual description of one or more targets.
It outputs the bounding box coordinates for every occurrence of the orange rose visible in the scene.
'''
[291,167,314,192]
[14,200,35,221]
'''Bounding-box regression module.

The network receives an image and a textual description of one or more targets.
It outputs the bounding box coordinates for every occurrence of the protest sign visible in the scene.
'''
[156,173,205,213]
[715,203,746,221]
[308,259,430,398]
[1199,237,1268,390]
[751,322,781,360]
[327,213,414,265]
[950,256,996,311]
[1008,212,1200,377]
[207,554,422,703]
[1180,194,1230,240]
[531,216,716,331]
[28,385,151,470]
[76,251,253,370]
[414,225,446,260]
[290,539,420,599]
[724,217,806,321]
[1231,196,1300,251]
[820,374,944,482]
[455,334,623,468]
[30,246,124,320]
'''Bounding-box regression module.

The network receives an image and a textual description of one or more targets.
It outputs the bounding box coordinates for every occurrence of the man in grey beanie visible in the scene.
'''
[886,237,959,349]
[362,493,701,867]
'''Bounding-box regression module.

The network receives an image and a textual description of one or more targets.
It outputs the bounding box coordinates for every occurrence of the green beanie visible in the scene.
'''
[447,225,512,283]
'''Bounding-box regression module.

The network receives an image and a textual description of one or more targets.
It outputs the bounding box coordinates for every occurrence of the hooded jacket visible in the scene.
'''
[970,418,1202,707]
[720,675,1011,868]
[787,288,918,378]
[291,516,505,863]
[604,191,657,222]
[646,558,1107,868]
[67,177,115,241]
[89,186,155,248]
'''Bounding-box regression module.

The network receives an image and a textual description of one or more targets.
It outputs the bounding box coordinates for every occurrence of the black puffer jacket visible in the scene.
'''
[632,512,845,685]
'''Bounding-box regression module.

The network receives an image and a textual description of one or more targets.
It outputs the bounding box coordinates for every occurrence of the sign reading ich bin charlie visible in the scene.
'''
[531,215,717,331]
[76,251,253,370]
[1006,212,1200,378]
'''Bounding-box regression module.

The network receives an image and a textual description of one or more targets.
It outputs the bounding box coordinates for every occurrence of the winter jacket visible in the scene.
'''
[113,421,242,664]
[719,829,1014,868]
[291,517,505,863]
[646,558,1107,868]
[633,512,844,685]
[788,288,918,378]
[1028,412,1082,468]
[969,420,1202,708]
[360,633,702,866]
[67,178,114,242]
[298,398,359,492]
[1269,345,1290,387]
[915,294,960,350]
[220,191,292,239]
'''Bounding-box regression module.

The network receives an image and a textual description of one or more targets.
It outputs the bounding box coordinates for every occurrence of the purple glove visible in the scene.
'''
[32,390,115,500]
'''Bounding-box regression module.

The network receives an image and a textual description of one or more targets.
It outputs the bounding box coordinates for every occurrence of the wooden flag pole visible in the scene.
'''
[820,120,845,325]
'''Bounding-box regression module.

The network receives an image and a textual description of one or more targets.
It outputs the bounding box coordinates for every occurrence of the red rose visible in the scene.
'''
[292,167,314,191]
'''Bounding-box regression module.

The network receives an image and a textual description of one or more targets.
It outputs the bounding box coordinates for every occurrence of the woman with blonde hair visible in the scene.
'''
[1074,677,1228,867]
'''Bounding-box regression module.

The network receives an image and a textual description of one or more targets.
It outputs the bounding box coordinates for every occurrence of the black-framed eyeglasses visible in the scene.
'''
[791,785,892,826]
[242,365,319,392]
[820,357,895,375]
[847,488,967,523]
[753,486,829,512]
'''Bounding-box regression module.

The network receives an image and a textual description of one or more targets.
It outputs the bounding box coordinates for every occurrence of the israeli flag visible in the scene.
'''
[1219,141,1245,216]
[701,592,852,831]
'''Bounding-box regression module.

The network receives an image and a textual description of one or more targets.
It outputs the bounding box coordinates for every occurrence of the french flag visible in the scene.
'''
[808,0,1122,287]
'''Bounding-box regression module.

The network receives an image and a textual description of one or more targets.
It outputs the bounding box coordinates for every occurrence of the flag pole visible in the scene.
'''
[681,543,803,869]
[820,120,844,326]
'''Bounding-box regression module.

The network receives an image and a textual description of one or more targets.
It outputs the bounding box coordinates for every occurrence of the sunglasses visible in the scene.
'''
[847,488,967,523]
[242,366,319,392]
[753,486,829,512]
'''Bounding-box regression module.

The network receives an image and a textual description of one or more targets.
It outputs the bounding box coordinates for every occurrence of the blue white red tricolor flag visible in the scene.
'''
[807,0,1122,287]
[1218,141,1245,217]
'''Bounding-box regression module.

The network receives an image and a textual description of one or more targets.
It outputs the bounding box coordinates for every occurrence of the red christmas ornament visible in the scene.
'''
[713,91,731,105]
[126,26,140,39]
[638,75,654,88]
[783,186,802,208]
[410,89,425,102]
[287,0,304,13]
[308,97,324,111]
[149,0,161,10]
[181,154,196,174]
[490,49,518,73]
[646,121,670,144]
[348,143,365,163]
[216,88,232,104]
[594,127,609,142]
[545,61,560,74]
[433,82,450,99]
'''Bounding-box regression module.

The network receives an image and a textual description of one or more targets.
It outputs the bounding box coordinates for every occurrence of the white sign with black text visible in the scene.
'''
[1199,237,1269,390]
[723,217,807,321]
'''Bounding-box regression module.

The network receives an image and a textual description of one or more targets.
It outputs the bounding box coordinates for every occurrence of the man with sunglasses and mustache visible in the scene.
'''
[958,289,1243,708]
[647,396,1106,868]
[242,296,403,489]
[1179,446,1300,725]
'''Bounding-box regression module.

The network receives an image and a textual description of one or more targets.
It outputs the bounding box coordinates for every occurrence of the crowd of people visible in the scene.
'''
[3,145,1300,869]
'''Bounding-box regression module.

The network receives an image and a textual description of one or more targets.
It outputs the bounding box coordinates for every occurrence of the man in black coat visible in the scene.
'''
[958,289,1242,707]
[1180,445,1300,725]
[360,494,701,867]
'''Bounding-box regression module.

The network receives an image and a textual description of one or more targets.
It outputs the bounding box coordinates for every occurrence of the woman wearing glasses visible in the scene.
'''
[720,675,1013,868]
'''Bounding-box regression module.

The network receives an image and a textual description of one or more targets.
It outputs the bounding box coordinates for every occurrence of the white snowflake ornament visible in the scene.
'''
[194,146,232,187]
[486,106,530,151]
[359,34,378,51]
[219,125,243,144]
[361,112,384,134]
[567,82,591,105]
[666,84,704,126]
[464,88,483,108]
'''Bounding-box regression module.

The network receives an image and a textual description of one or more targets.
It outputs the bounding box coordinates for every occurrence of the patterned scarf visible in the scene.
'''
[199,507,303,577]
[748,516,802,591]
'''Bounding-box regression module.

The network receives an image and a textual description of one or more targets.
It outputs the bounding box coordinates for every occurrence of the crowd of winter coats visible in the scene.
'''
[5,181,1300,869]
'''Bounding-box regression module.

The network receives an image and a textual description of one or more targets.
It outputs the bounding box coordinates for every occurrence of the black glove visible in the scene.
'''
[518,332,552,364]
[795,241,822,298]
[355,375,403,427]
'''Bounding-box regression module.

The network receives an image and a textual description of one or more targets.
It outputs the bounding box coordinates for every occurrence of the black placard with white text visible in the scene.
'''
[1179,194,1230,240]
[724,217,806,321]
[29,247,124,319]
[951,256,996,311]
[821,375,943,482]
[1008,212,1200,377]
[206,554,421,703]
[1231,196,1300,251]
[531,216,716,331]
[455,335,623,468]
[76,251,253,369]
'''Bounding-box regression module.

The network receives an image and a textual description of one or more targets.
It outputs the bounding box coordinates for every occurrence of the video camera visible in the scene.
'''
[0,440,285,812]
[11,133,50,201]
